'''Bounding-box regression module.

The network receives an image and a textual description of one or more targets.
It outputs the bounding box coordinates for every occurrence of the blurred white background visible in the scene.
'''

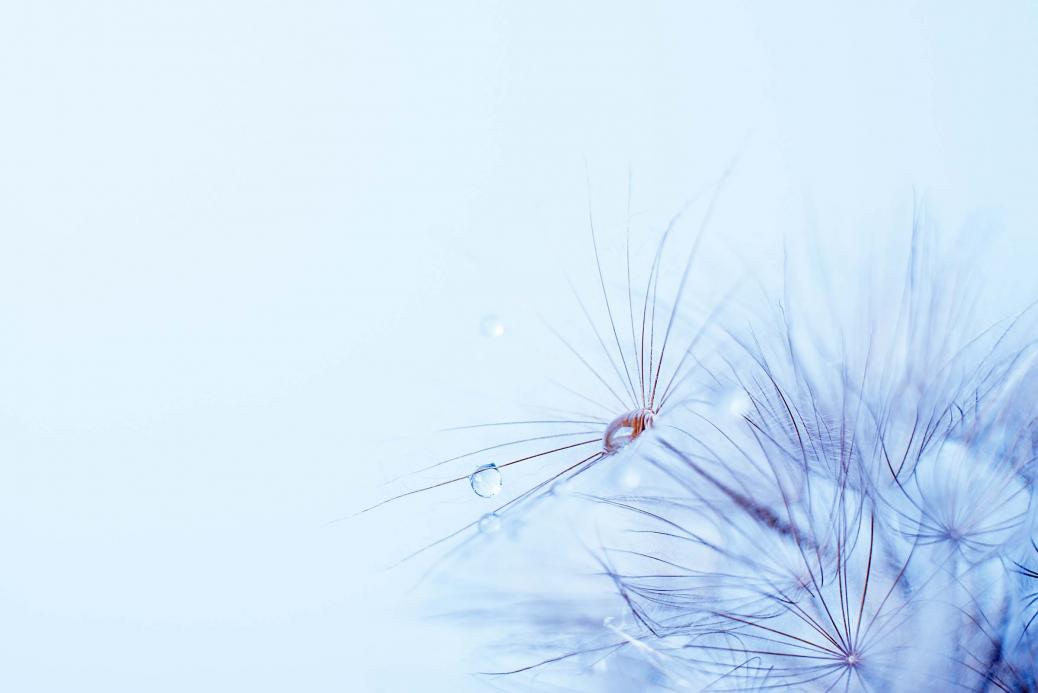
[1,1,1036,691]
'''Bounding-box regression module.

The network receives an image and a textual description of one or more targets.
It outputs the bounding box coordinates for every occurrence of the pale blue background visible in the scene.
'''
[1,2,1036,691]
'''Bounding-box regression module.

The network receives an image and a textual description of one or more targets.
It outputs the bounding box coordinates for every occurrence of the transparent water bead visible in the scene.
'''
[480,314,506,338]
[478,512,501,533]
[469,463,502,498]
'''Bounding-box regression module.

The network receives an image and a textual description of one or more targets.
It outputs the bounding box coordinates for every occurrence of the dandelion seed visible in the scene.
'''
[360,175,729,560]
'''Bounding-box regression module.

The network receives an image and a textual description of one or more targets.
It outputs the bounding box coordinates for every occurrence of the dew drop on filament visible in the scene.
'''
[469,463,502,498]
[478,512,501,533]
[603,408,655,453]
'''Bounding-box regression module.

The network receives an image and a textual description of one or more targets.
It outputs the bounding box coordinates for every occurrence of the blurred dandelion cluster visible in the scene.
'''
[377,191,1038,692]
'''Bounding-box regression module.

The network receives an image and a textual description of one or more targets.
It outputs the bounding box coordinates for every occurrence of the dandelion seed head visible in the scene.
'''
[387,191,1038,692]
[898,441,1030,562]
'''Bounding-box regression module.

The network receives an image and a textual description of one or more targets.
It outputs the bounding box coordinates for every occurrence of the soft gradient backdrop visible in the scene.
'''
[1,2,1036,690]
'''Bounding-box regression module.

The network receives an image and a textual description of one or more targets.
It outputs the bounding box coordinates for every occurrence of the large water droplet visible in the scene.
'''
[603,408,655,453]
[478,512,501,533]
[469,463,502,498]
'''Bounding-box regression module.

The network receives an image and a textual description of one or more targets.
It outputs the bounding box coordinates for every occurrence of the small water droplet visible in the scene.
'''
[480,315,506,338]
[478,512,501,533]
[469,463,502,498]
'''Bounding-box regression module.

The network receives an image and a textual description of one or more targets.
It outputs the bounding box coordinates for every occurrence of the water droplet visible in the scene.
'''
[480,315,506,338]
[603,408,655,453]
[469,463,502,498]
[478,512,501,533]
